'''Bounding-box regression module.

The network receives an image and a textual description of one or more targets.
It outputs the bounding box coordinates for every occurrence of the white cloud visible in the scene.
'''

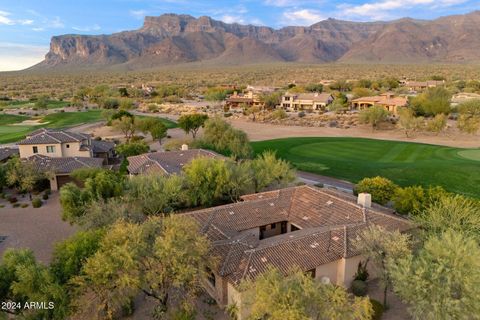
[282,9,325,25]
[49,16,64,28]
[0,11,34,26]
[130,10,148,19]
[72,24,101,32]
[220,14,246,24]
[0,10,14,25]
[0,43,48,71]
[32,27,44,32]
[340,0,469,20]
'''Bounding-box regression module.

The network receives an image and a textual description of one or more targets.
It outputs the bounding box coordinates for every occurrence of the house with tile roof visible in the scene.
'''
[351,92,408,115]
[27,154,105,190]
[127,148,224,175]
[225,85,279,112]
[185,185,412,319]
[279,92,334,113]
[17,129,116,190]
[17,128,115,161]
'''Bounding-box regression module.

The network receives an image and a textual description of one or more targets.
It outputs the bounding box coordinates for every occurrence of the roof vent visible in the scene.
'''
[357,193,372,208]
[270,203,274,206]
[229,211,235,215]
[310,242,319,248]
[332,236,340,241]
[181,144,188,151]
[326,200,333,206]
[261,257,267,263]
[302,216,310,220]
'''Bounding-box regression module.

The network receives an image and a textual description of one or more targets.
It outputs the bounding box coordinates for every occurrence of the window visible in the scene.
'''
[32,146,38,154]
[206,267,216,287]
[66,144,70,148]
[46,146,55,153]
[271,223,276,229]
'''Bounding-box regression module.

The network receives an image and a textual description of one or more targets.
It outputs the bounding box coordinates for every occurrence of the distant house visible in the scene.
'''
[17,129,115,163]
[351,93,408,115]
[0,147,19,163]
[185,185,412,319]
[225,85,279,112]
[127,147,223,175]
[27,154,104,190]
[451,92,480,106]
[280,92,334,112]
[405,80,445,92]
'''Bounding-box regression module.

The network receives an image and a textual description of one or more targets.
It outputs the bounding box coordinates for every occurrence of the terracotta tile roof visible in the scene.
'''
[185,185,412,286]
[27,154,104,174]
[0,147,19,162]
[127,149,224,175]
[352,94,408,107]
[285,92,333,104]
[91,140,115,153]
[18,129,90,145]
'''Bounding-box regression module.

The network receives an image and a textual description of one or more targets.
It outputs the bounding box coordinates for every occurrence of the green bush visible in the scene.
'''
[351,279,368,297]
[32,198,42,208]
[20,203,29,208]
[42,193,49,200]
[370,299,384,320]
[355,176,398,205]
[13,203,20,208]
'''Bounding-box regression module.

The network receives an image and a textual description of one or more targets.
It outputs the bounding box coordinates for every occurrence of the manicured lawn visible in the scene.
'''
[0,100,69,109]
[252,137,480,198]
[136,115,178,129]
[0,110,104,143]
[0,110,177,144]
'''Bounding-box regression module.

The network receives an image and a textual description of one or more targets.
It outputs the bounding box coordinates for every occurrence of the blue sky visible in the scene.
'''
[1,0,479,71]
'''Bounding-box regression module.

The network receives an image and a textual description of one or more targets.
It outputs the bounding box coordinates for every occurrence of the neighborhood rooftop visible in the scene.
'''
[18,128,90,145]
[0,147,19,162]
[185,185,412,286]
[127,149,223,175]
[27,154,104,174]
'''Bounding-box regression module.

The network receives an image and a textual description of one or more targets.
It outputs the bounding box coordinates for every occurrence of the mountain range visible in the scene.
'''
[32,11,480,70]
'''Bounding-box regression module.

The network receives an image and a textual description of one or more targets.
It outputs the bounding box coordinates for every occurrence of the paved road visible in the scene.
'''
[297,171,355,193]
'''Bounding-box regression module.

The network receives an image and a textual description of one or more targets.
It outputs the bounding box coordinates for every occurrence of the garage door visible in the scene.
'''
[56,175,76,189]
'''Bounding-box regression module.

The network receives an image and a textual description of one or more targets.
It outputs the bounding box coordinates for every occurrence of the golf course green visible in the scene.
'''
[252,137,480,198]
[0,110,178,144]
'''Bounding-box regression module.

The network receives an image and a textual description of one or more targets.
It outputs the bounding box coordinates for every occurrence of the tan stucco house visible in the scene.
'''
[225,85,279,112]
[280,92,334,112]
[351,93,408,115]
[185,186,411,319]
[17,129,115,190]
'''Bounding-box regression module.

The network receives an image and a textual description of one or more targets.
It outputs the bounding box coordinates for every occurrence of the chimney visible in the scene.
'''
[181,144,189,151]
[357,193,372,208]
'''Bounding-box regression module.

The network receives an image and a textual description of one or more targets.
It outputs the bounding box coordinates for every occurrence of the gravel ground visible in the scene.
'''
[0,192,77,264]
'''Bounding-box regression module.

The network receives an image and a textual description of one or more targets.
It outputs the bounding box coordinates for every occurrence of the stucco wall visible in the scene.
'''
[60,142,91,157]
[19,143,62,158]
[315,260,338,284]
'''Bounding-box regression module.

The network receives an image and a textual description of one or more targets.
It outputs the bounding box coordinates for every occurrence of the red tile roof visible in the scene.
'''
[185,185,412,285]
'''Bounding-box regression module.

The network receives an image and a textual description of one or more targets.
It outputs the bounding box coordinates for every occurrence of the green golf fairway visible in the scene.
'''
[252,137,480,198]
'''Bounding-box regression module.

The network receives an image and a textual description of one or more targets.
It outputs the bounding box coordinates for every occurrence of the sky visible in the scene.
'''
[0,0,479,71]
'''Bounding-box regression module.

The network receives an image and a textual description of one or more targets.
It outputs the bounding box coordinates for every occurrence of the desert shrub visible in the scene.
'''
[13,203,20,208]
[298,111,306,118]
[20,203,29,208]
[370,299,384,320]
[32,198,42,208]
[355,176,398,205]
[271,109,288,120]
[8,196,18,203]
[42,193,49,200]
[351,279,368,297]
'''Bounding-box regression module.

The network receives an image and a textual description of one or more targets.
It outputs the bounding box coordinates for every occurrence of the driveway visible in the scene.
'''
[0,192,77,264]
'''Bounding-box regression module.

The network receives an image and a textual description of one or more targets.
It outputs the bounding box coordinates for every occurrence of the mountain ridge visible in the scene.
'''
[32,11,480,70]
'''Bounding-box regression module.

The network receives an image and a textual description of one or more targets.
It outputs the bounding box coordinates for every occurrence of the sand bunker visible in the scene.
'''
[11,119,50,126]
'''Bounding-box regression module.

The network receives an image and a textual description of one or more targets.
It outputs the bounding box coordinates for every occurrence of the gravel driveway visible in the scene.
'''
[0,192,77,264]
